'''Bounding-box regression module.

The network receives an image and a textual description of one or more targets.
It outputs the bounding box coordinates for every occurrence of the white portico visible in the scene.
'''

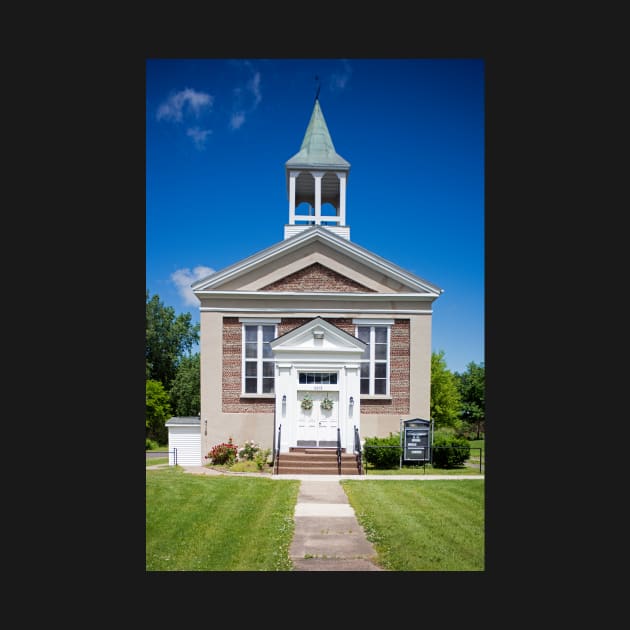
[270,317,366,454]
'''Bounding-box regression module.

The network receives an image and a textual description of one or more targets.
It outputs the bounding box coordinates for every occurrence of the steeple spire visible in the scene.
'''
[284,98,351,241]
[286,99,350,170]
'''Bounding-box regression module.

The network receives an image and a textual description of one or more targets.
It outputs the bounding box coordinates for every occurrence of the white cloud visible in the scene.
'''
[186,126,213,149]
[228,62,262,130]
[230,112,245,130]
[170,265,216,306]
[329,60,353,92]
[248,71,262,106]
[156,88,214,122]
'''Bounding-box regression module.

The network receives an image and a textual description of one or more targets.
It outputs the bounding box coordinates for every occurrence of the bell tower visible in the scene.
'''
[284,97,351,240]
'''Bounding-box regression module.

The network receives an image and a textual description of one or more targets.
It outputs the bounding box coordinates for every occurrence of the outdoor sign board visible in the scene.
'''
[402,418,431,462]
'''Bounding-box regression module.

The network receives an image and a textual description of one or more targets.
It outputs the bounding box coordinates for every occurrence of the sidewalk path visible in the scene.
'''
[289,478,383,571]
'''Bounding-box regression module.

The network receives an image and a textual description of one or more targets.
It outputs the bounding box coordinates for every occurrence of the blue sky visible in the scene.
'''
[146,58,484,375]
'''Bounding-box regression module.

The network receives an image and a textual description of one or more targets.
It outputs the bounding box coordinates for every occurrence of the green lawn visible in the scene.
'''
[342,479,484,571]
[146,468,299,571]
[146,457,169,467]
[146,438,485,571]
[365,463,479,475]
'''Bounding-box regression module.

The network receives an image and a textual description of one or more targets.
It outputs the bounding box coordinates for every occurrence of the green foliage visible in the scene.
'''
[430,350,462,430]
[455,361,485,439]
[238,440,260,461]
[146,438,159,450]
[169,353,201,416]
[254,448,272,470]
[146,291,200,387]
[363,433,402,468]
[146,379,171,444]
[207,437,238,465]
[431,432,471,468]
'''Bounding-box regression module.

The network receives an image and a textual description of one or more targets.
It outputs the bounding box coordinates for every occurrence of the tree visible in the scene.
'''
[146,291,200,387]
[430,350,462,430]
[456,361,485,439]
[146,379,171,444]
[170,353,201,416]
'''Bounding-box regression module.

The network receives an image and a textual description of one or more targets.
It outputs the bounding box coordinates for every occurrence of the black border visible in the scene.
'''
[60,29,568,597]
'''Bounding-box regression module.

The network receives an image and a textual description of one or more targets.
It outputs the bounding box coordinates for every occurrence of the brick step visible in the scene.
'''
[276,466,362,475]
[277,459,359,469]
[280,454,356,465]
[275,451,362,475]
[289,447,347,454]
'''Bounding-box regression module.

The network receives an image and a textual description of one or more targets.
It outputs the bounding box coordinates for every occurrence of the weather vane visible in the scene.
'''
[314,75,320,102]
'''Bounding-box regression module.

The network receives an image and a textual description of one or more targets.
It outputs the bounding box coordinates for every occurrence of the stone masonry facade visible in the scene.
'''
[261,263,375,293]
[222,317,410,414]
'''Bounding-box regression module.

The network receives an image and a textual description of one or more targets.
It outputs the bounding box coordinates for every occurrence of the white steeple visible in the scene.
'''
[284,97,351,240]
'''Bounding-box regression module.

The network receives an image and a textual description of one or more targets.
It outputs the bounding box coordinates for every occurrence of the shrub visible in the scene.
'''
[363,432,402,469]
[207,437,238,465]
[145,438,159,451]
[431,433,470,468]
[238,440,260,461]
[254,448,272,470]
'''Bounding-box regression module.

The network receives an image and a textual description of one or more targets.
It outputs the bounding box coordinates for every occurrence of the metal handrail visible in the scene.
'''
[336,427,342,474]
[353,425,363,475]
[274,424,281,475]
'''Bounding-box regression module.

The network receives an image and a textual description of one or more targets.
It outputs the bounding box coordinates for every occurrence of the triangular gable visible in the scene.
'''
[270,317,366,355]
[192,226,442,296]
[261,262,374,293]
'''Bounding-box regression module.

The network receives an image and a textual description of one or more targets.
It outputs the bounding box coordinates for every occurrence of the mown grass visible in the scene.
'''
[146,457,169,467]
[146,468,299,571]
[365,463,479,475]
[342,479,484,571]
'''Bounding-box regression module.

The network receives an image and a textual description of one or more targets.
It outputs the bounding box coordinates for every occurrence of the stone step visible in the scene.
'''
[276,466,362,475]
[275,447,362,475]
[280,453,355,462]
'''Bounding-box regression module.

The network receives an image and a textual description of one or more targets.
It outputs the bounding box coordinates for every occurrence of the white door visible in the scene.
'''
[296,391,339,447]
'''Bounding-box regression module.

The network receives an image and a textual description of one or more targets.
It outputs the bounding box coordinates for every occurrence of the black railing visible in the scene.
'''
[274,424,281,475]
[336,427,342,475]
[353,425,363,475]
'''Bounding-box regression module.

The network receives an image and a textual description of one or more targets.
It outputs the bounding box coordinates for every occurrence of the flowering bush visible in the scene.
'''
[206,437,238,465]
[254,448,272,470]
[239,440,260,461]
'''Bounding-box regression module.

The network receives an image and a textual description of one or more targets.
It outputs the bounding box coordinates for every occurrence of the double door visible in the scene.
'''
[296,390,339,447]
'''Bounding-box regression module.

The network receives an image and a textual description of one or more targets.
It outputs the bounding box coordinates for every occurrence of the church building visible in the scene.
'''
[191,97,443,464]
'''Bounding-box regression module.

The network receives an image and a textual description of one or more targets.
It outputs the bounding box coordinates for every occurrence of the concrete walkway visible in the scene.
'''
[149,465,483,571]
[289,478,383,571]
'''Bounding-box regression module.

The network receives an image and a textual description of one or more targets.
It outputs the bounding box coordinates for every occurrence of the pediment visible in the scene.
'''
[192,227,442,296]
[261,262,374,293]
[270,317,366,355]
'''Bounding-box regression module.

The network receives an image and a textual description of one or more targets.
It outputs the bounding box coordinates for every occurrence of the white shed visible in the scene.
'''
[165,416,201,466]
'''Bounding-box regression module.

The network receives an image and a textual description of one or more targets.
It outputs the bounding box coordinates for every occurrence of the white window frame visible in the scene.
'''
[354,321,392,396]
[240,319,279,395]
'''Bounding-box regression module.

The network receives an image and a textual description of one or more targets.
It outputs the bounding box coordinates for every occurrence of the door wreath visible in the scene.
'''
[301,393,313,410]
[320,395,334,411]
